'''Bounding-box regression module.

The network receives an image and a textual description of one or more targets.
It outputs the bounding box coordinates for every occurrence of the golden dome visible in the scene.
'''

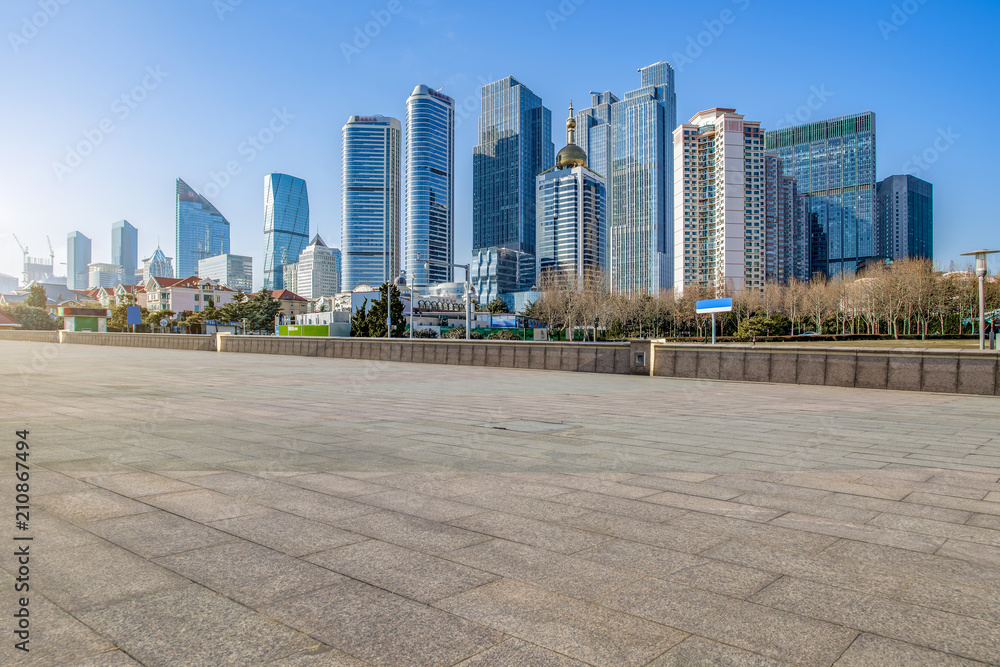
[555,100,587,169]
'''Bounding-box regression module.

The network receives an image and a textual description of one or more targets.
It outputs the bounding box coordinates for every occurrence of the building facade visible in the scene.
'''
[405,85,455,289]
[141,247,174,283]
[283,262,299,296]
[764,111,876,276]
[471,247,533,305]
[875,174,933,262]
[66,231,92,290]
[295,234,340,298]
[764,155,811,284]
[263,173,310,291]
[111,220,138,285]
[198,254,253,293]
[175,178,231,279]
[536,104,608,289]
[341,115,401,291]
[610,61,676,294]
[472,76,553,290]
[88,263,123,289]
[145,276,235,313]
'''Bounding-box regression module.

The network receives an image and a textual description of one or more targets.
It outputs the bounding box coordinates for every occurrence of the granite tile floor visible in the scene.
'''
[1,342,1000,666]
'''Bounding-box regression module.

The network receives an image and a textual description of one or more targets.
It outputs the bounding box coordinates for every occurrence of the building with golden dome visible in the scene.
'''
[535,102,608,288]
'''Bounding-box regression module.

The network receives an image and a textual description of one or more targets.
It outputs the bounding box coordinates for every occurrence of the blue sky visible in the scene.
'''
[1,0,996,288]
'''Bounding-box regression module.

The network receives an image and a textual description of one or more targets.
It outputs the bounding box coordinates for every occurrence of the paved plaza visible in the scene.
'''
[2,342,1000,666]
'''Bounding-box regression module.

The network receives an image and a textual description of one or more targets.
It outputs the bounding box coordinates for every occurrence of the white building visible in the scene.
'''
[141,246,174,283]
[295,234,340,298]
[198,253,253,293]
[673,108,766,296]
[88,263,123,289]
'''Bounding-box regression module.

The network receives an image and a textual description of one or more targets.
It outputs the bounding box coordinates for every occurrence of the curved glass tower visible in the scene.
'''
[341,115,401,291]
[263,173,310,291]
[175,179,230,279]
[405,85,455,289]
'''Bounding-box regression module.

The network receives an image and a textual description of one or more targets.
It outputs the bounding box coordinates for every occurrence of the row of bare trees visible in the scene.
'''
[523,259,1000,340]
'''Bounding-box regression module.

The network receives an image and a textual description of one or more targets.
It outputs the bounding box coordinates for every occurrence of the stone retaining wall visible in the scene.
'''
[0,330,60,343]
[60,332,217,351]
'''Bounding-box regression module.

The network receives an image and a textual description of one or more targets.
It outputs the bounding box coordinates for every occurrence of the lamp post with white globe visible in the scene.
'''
[961,249,999,350]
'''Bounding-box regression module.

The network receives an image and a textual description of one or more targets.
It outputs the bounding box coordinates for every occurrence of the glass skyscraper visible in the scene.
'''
[263,173,310,291]
[473,76,553,291]
[610,61,676,294]
[765,111,876,276]
[66,231,92,290]
[876,174,932,262]
[111,220,138,286]
[175,178,230,279]
[341,115,401,291]
[405,85,455,289]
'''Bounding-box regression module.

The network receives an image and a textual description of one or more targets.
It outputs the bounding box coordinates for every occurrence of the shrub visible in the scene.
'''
[486,329,520,340]
[412,328,438,338]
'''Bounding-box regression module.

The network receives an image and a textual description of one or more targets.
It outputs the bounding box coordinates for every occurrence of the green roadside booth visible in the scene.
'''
[59,307,112,332]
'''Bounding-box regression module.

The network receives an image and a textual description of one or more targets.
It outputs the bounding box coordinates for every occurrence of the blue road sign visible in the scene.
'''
[126,306,142,326]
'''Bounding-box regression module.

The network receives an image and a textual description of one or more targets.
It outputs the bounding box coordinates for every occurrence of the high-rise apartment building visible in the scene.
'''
[536,103,608,288]
[111,220,138,285]
[198,254,253,293]
[405,85,455,289]
[295,234,340,298]
[263,173,310,291]
[610,61,676,294]
[764,155,811,284]
[175,178,230,279]
[341,115,401,291]
[473,76,554,290]
[876,174,933,262]
[66,231,92,290]
[141,247,174,283]
[674,108,767,296]
[764,111,876,276]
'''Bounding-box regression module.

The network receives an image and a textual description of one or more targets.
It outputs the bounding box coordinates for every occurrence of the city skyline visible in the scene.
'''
[2,0,996,287]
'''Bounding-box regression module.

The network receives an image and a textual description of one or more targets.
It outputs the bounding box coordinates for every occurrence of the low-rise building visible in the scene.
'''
[145,276,235,313]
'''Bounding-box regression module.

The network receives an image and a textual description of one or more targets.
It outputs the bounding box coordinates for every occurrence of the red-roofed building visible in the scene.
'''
[0,311,19,329]
[145,276,234,313]
[253,289,308,320]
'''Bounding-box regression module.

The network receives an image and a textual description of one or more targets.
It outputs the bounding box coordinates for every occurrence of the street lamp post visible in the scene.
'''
[961,249,999,350]
[594,317,599,342]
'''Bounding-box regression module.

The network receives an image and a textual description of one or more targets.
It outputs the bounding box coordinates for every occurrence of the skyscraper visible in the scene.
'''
[764,111,876,276]
[141,247,173,283]
[295,234,340,298]
[674,108,765,296]
[576,91,618,183]
[610,61,676,294]
[263,173,310,291]
[536,103,607,288]
[175,178,230,279]
[341,115,401,291]
[111,220,138,285]
[473,76,554,290]
[198,254,253,292]
[876,174,933,262]
[405,85,455,289]
[66,231,92,290]
[763,155,811,284]
[88,263,123,289]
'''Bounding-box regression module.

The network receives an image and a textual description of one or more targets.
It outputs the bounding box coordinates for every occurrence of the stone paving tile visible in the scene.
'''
[305,539,498,603]
[968,513,1000,530]
[620,475,745,500]
[266,645,370,666]
[140,488,271,523]
[822,539,1000,590]
[353,489,484,522]
[87,509,237,559]
[751,576,1000,664]
[252,487,379,524]
[436,578,686,667]
[870,512,1000,547]
[547,490,689,522]
[83,471,199,497]
[451,491,591,522]
[730,492,880,523]
[642,491,787,522]
[600,577,857,666]
[936,539,1000,567]
[447,538,644,600]
[454,637,588,666]
[210,511,366,557]
[769,513,947,553]
[334,509,491,554]
[181,471,292,498]
[154,541,344,608]
[34,488,154,524]
[560,511,725,554]
[78,584,315,667]
[266,579,504,667]
[449,510,611,554]
[282,471,392,497]
[648,635,794,666]
[905,491,1000,516]
[832,633,987,666]
[822,492,973,523]
[58,651,145,666]
[667,511,839,553]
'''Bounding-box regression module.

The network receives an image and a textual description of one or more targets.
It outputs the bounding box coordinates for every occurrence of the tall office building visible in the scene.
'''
[876,174,933,262]
[88,263,123,289]
[610,61,676,294]
[473,76,554,290]
[263,173,310,291]
[175,178,230,279]
[111,220,138,285]
[295,234,340,298]
[66,231,92,290]
[576,91,618,182]
[341,115,401,291]
[764,111,876,276]
[141,247,174,283]
[674,108,767,296]
[405,85,455,289]
[198,254,253,292]
[536,103,608,288]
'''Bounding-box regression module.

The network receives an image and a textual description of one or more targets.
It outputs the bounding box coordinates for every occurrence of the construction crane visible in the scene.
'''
[47,235,55,269]
[12,234,28,286]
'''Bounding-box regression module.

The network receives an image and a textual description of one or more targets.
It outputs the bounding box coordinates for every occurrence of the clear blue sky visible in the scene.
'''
[2,0,996,288]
